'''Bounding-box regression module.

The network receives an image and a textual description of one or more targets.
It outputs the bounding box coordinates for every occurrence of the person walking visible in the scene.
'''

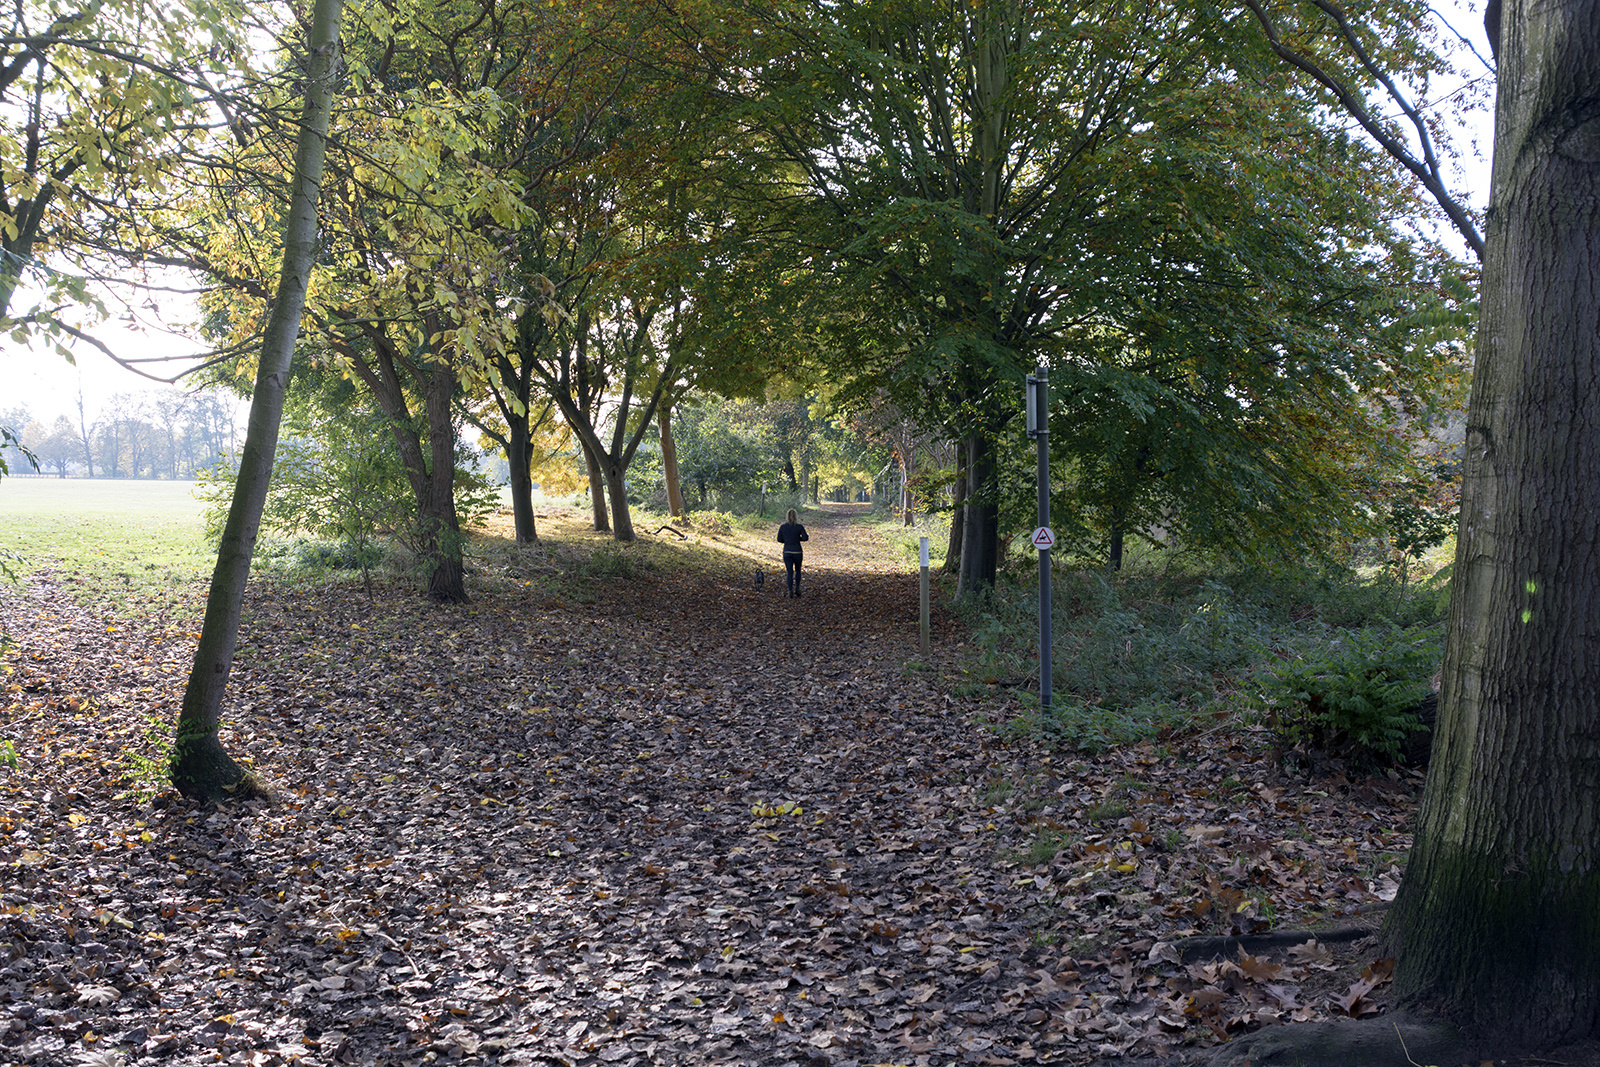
[776,508,809,597]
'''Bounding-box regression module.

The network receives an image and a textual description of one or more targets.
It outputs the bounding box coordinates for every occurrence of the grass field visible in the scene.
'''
[0,478,905,615]
[0,478,213,614]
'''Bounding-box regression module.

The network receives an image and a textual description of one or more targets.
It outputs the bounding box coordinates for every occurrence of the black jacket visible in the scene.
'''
[777,522,809,556]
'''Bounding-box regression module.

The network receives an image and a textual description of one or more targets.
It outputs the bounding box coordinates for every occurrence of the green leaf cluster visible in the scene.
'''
[1253,626,1439,764]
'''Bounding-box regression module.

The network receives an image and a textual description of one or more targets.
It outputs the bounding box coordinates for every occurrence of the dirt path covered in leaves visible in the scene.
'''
[1,506,1425,1066]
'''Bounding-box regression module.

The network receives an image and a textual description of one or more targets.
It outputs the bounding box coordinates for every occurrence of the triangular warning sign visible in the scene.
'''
[1031,526,1055,549]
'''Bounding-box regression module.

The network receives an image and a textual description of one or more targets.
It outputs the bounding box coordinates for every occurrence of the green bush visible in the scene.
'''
[967,559,1449,754]
[1253,626,1439,765]
[293,539,385,571]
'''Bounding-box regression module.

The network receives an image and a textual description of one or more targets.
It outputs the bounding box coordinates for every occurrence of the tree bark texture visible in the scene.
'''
[583,439,610,532]
[418,360,467,603]
[1387,0,1600,1043]
[603,456,635,543]
[505,414,539,544]
[659,405,686,520]
[171,0,343,802]
[957,432,999,596]
[943,463,966,575]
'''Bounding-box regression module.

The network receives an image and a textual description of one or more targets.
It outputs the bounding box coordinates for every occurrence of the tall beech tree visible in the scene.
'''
[1386,0,1600,1042]
[1044,67,1470,568]
[171,0,343,802]
[712,0,1465,585]
[710,0,1146,590]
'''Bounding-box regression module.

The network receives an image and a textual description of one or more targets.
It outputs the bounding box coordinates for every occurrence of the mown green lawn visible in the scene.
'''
[0,478,213,614]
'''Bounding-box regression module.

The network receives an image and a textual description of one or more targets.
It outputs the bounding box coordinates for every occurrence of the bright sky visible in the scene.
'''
[0,297,220,427]
[1,0,1496,430]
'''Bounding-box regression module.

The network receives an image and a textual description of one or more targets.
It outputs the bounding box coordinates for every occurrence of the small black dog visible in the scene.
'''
[754,568,766,589]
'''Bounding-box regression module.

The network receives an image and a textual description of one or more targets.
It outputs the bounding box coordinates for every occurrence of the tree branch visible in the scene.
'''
[1241,0,1485,259]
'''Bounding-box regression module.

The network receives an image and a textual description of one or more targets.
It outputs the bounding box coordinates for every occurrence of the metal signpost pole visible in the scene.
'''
[1027,368,1052,713]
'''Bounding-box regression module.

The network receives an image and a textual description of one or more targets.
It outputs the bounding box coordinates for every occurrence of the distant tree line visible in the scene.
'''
[0,390,238,480]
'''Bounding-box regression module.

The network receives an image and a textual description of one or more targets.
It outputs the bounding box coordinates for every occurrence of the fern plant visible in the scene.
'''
[1255,627,1439,765]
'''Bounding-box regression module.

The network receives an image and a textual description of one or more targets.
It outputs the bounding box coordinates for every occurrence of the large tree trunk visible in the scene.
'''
[352,339,469,604]
[957,432,999,596]
[943,462,966,575]
[602,459,635,542]
[170,0,342,803]
[1387,0,1600,1043]
[658,404,686,519]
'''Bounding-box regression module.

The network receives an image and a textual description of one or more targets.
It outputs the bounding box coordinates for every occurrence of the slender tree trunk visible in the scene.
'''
[583,439,610,532]
[1387,0,1600,1042]
[170,0,343,802]
[957,432,999,596]
[497,319,545,544]
[658,404,686,519]
[76,387,93,478]
[899,453,915,527]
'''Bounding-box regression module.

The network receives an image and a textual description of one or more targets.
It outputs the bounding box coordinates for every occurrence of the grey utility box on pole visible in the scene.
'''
[1026,369,1052,713]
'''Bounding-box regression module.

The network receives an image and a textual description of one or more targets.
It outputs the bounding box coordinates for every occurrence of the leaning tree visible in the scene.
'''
[171,0,344,801]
